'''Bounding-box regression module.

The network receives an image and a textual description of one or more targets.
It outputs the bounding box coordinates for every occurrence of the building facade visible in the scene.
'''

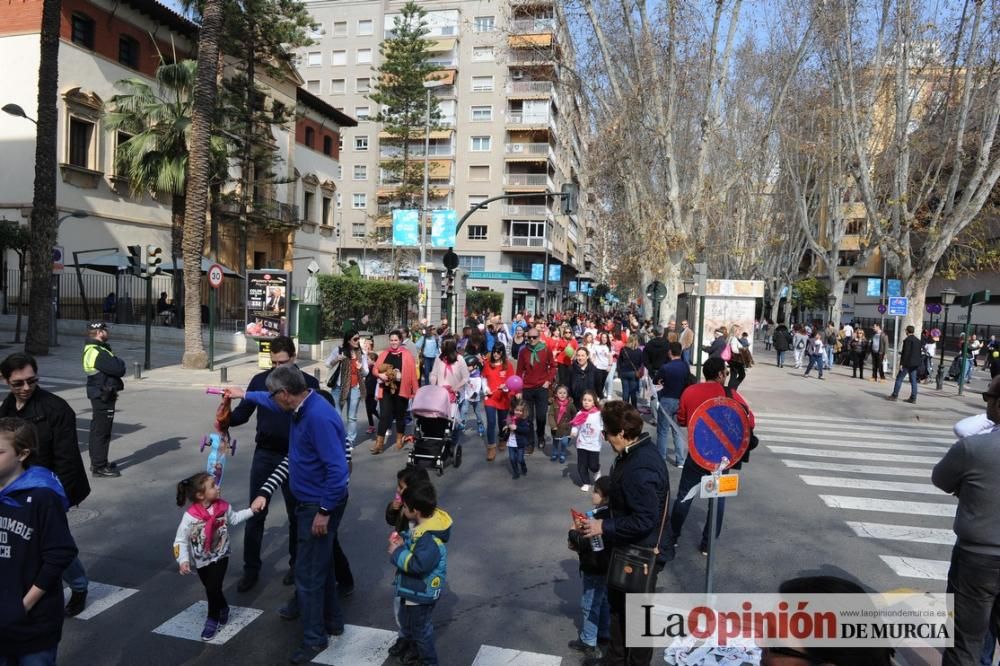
[298,0,592,317]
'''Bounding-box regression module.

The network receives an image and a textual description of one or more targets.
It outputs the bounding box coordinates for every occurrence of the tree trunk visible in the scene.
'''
[903,269,933,335]
[24,0,61,355]
[171,195,184,327]
[14,253,25,342]
[180,0,225,369]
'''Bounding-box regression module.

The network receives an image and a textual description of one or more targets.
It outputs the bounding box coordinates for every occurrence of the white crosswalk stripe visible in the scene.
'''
[763,412,967,583]
[312,624,397,665]
[472,645,564,665]
[152,601,262,644]
[63,582,139,620]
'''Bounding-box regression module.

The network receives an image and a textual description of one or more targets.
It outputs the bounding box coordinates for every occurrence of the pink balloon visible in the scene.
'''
[505,375,524,393]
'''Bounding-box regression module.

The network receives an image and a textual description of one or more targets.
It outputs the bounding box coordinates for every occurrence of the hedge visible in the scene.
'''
[317,275,417,337]
[466,289,503,316]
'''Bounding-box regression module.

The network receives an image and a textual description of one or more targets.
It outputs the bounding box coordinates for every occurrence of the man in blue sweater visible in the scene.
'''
[654,342,690,467]
[227,365,350,665]
[229,336,320,593]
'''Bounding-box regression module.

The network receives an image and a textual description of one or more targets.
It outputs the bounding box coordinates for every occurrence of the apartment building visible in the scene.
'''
[299,0,591,316]
[0,0,355,320]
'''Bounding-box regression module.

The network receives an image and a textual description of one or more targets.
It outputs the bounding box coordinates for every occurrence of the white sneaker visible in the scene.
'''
[580,484,591,492]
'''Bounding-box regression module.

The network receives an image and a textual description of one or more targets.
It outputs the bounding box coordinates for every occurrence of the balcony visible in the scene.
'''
[505,142,550,158]
[507,81,554,96]
[502,234,552,250]
[219,197,299,226]
[379,144,455,159]
[510,18,556,34]
[504,173,548,188]
[508,49,555,65]
[503,204,549,217]
[506,112,550,127]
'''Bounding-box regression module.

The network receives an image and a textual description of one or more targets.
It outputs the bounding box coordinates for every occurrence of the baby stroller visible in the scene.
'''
[409,384,458,476]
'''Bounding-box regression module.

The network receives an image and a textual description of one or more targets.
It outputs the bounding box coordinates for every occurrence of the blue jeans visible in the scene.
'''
[669,458,723,547]
[580,574,611,646]
[656,397,686,466]
[485,406,508,447]
[63,556,88,593]
[509,444,525,476]
[681,348,691,365]
[460,399,485,432]
[399,602,438,665]
[825,346,834,369]
[776,350,786,366]
[245,447,298,575]
[295,500,346,648]
[335,386,362,447]
[6,647,58,666]
[804,353,824,378]
[620,376,639,407]
[421,357,436,386]
[551,436,569,460]
[892,366,919,399]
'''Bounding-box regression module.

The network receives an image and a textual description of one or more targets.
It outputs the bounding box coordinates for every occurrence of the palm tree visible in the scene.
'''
[24,0,61,355]
[180,0,225,368]
[105,60,204,317]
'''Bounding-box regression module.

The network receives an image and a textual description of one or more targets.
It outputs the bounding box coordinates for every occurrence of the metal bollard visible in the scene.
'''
[220,366,228,383]
[314,368,321,381]
[133,362,141,380]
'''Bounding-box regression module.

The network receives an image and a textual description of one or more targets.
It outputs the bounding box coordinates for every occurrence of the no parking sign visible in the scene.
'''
[688,397,751,472]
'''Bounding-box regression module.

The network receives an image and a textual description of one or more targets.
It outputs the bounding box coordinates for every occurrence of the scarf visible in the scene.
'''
[571,406,599,427]
[187,498,231,553]
[555,397,570,423]
[528,341,547,365]
[388,348,403,356]
[0,466,68,511]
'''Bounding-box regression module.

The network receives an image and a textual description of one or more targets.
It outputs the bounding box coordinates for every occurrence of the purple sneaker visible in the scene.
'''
[219,606,230,626]
[201,617,220,641]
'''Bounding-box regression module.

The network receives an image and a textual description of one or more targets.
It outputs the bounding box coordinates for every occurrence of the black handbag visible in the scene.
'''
[606,492,670,593]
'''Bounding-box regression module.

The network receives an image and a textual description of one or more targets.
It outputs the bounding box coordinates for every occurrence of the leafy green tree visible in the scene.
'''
[105,59,227,317]
[369,1,442,210]
[792,276,829,312]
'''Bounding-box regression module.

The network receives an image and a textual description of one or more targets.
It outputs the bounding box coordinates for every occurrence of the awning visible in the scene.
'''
[505,155,548,163]
[379,129,453,140]
[509,34,552,48]
[428,69,456,85]
[428,160,451,179]
[427,38,456,53]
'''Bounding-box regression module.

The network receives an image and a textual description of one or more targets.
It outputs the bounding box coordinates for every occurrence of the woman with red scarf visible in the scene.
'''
[482,343,515,461]
[429,338,470,467]
[370,330,419,455]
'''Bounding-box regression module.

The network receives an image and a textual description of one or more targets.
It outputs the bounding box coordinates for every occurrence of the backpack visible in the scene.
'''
[721,342,732,362]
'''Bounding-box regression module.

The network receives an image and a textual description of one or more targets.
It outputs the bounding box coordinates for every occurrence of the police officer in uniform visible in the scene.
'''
[82,322,126,477]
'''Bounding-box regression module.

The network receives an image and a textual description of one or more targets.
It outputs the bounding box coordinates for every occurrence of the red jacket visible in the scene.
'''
[517,344,557,389]
[676,381,755,429]
[482,360,515,410]
[552,338,577,366]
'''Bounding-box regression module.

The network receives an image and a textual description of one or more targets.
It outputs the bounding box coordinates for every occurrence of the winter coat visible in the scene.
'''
[772,328,793,352]
[601,433,671,559]
[390,508,452,605]
[569,362,598,408]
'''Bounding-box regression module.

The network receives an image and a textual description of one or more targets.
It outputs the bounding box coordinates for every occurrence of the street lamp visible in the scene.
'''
[420,80,444,323]
[827,292,837,323]
[49,211,88,346]
[2,103,37,125]
[935,287,958,391]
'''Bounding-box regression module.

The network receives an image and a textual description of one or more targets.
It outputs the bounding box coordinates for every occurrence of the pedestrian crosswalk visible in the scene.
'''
[66,579,568,663]
[758,411,961,583]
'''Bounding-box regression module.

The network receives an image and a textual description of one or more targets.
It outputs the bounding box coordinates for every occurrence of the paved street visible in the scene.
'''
[24,339,988,665]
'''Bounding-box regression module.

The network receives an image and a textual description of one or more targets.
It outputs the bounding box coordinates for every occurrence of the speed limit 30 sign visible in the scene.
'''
[208,263,225,289]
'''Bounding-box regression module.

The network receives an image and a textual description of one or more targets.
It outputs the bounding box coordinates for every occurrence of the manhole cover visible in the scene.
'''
[67,507,101,527]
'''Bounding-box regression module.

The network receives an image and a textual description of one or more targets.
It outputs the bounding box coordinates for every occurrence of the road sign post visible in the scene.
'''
[957,290,991,396]
[887,298,908,375]
[688,397,751,594]
[207,264,224,372]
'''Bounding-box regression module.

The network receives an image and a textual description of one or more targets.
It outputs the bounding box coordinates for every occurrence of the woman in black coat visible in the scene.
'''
[771,324,793,368]
[704,328,727,359]
[569,347,598,408]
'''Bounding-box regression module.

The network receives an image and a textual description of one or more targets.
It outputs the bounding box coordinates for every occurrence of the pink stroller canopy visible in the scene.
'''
[412,384,453,419]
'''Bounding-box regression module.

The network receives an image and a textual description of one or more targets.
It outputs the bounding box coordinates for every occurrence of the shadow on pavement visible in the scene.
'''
[113,436,185,471]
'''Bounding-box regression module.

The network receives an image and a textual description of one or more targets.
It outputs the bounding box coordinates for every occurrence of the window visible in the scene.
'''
[468,165,490,181]
[471,76,494,92]
[323,136,333,156]
[306,51,322,66]
[512,256,533,274]
[358,19,373,35]
[354,135,369,151]
[355,106,370,120]
[71,13,95,49]
[468,225,488,240]
[472,46,494,61]
[113,130,133,176]
[352,223,366,238]
[304,126,315,148]
[470,136,492,152]
[468,196,490,211]
[303,191,315,222]
[458,255,486,272]
[357,48,372,64]
[322,196,332,225]
[67,117,95,168]
[306,80,320,94]
[352,193,367,209]
[332,50,347,66]
[471,105,492,122]
[331,79,346,94]
[118,35,140,69]
[356,77,370,93]
[338,135,344,152]
[353,164,367,180]
[473,16,495,32]
[333,21,347,36]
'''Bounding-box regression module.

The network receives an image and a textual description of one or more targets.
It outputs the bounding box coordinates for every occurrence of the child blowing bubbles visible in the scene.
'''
[173,472,257,641]
[0,418,78,665]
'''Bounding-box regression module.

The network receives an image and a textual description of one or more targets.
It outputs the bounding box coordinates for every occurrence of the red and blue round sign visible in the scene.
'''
[687,397,751,472]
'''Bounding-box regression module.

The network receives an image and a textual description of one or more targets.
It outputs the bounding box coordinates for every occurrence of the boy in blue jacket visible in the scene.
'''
[388,482,452,666]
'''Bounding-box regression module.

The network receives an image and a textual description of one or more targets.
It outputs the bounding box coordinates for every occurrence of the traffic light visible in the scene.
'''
[127,245,142,276]
[146,245,163,276]
[442,269,454,294]
[560,182,578,215]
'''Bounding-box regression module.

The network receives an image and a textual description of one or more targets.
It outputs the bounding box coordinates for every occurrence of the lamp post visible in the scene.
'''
[2,103,37,125]
[935,288,958,391]
[827,293,837,325]
[420,80,443,324]
[687,263,708,380]
[49,211,87,347]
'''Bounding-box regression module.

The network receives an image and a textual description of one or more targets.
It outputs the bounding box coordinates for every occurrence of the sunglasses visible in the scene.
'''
[983,392,1000,403]
[528,335,539,340]
[9,376,38,389]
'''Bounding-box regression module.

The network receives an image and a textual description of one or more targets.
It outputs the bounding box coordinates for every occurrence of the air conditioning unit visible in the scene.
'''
[511,70,525,80]
[510,144,524,153]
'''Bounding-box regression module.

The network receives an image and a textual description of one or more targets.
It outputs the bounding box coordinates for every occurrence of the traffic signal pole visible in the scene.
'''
[144,273,152,370]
